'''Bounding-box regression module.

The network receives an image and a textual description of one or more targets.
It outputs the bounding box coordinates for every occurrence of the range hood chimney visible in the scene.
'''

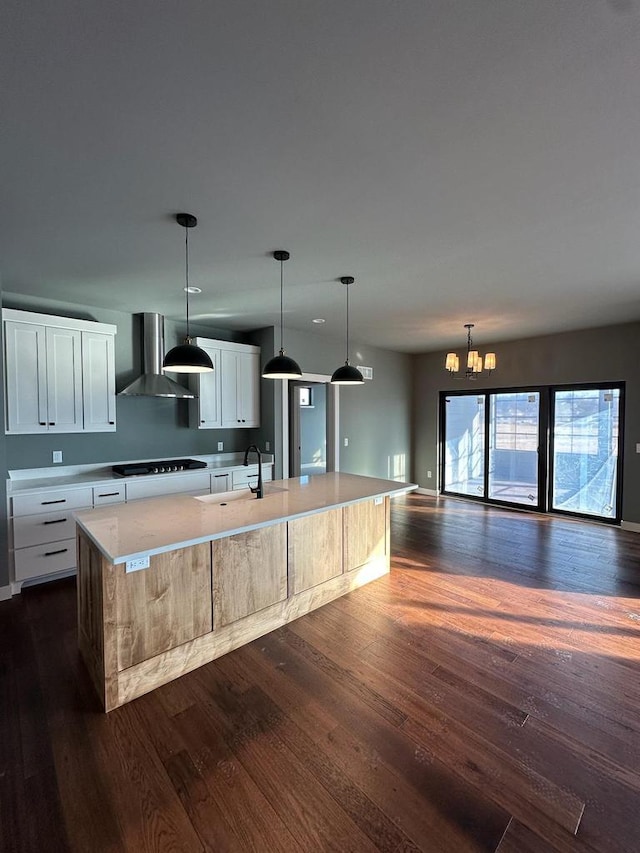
[118,313,196,398]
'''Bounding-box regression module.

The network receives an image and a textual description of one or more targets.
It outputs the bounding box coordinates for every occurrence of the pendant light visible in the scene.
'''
[331,276,364,385]
[262,250,303,379]
[162,213,214,374]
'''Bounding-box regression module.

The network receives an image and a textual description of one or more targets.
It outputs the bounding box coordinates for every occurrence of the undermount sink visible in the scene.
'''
[195,485,289,506]
[194,490,253,505]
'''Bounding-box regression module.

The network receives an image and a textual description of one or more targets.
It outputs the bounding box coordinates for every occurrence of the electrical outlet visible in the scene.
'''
[344,437,349,447]
[265,441,270,452]
[427,470,432,478]
[52,450,63,464]
[217,441,224,451]
[125,555,150,573]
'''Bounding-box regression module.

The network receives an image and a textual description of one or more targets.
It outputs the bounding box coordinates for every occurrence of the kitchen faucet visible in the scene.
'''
[243,444,263,499]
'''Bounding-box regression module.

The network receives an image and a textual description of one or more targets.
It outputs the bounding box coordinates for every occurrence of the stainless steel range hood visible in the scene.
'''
[118,313,196,398]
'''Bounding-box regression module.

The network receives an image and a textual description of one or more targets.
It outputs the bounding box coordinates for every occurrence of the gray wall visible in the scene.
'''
[274,327,413,481]
[0,280,7,586]
[412,321,640,523]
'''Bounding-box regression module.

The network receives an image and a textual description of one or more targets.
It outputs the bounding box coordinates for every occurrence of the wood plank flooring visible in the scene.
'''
[2,493,640,852]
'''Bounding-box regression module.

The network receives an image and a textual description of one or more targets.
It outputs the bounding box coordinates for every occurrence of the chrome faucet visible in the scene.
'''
[243,444,263,499]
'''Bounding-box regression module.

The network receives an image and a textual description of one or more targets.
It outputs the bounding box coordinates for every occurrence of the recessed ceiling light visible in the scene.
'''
[184,286,202,294]
[312,318,325,324]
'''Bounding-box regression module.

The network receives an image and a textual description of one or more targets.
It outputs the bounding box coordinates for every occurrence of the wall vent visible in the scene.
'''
[357,365,374,380]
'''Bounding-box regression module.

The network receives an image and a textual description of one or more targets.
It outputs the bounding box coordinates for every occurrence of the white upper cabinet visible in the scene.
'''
[82,330,116,431]
[221,347,260,428]
[190,338,260,430]
[3,309,117,434]
[190,343,222,428]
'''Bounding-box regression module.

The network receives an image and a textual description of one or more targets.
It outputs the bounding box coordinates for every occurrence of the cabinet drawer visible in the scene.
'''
[13,507,89,549]
[125,472,211,502]
[231,465,273,488]
[211,472,231,493]
[14,538,77,581]
[12,487,94,517]
[93,484,126,505]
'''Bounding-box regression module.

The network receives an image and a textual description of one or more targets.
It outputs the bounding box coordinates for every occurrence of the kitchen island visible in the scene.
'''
[74,472,414,711]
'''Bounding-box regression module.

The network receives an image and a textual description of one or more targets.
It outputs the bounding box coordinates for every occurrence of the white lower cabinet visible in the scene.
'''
[232,465,273,491]
[9,462,273,588]
[11,486,93,583]
[211,472,231,493]
[124,472,211,502]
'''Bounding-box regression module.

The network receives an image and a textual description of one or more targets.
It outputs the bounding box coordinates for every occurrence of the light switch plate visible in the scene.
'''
[52,450,63,464]
[217,441,224,451]
[265,441,270,451]
[344,437,349,447]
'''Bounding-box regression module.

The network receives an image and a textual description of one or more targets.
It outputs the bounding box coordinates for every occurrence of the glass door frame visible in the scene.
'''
[439,387,547,513]
[547,382,625,525]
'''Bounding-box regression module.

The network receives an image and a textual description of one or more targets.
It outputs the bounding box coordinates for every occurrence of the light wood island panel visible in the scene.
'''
[288,507,343,594]
[76,481,399,711]
[213,524,287,626]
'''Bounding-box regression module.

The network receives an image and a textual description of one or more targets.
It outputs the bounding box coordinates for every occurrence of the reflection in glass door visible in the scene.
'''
[489,392,540,507]
[443,395,485,498]
[551,387,622,521]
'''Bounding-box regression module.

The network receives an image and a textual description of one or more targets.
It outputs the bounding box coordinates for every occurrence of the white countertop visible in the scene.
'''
[6,453,275,496]
[74,473,416,564]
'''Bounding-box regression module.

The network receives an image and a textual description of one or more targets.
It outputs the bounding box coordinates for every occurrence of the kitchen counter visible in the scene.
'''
[76,472,415,711]
[7,452,275,495]
[74,472,414,564]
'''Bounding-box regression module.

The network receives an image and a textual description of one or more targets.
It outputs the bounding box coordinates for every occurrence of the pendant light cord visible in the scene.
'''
[279,257,284,353]
[185,226,191,340]
[345,282,350,363]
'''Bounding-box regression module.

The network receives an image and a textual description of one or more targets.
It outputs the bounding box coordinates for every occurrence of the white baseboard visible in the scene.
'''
[415,487,438,497]
[621,521,640,534]
[0,585,12,601]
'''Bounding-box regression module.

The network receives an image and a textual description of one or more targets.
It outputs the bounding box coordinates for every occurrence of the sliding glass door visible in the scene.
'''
[443,395,485,497]
[550,386,622,521]
[488,391,541,507]
[441,384,623,522]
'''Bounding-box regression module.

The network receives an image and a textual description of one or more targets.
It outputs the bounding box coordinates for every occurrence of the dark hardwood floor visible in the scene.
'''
[3,493,640,852]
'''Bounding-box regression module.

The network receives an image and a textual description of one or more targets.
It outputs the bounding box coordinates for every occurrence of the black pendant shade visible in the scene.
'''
[331,276,364,385]
[162,213,214,374]
[263,250,302,380]
[262,349,302,380]
[331,361,364,385]
[163,341,214,373]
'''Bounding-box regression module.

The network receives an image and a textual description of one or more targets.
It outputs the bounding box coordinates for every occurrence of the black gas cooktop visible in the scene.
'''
[111,459,208,477]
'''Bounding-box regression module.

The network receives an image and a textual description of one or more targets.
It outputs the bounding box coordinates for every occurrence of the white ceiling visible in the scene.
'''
[2,0,640,353]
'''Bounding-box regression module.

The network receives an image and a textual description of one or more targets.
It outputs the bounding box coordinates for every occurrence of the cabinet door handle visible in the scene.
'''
[97,492,119,498]
[44,548,68,557]
[39,422,46,426]
[41,498,66,505]
[108,421,115,425]
[214,474,227,478]
[43,518,67,525]
[48,422,55,426]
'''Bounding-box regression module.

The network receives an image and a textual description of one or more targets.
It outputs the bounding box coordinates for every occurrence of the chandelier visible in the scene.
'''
[445,323,496,379]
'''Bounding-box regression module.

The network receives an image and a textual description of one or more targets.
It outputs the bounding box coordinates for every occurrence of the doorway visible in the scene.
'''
[288,376,338,478]
[440,384,623,522]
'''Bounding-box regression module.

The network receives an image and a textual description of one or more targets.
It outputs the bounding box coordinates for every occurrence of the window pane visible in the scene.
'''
[551,388,620,519]
[444,396,485,497]
[488,392,540,506]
